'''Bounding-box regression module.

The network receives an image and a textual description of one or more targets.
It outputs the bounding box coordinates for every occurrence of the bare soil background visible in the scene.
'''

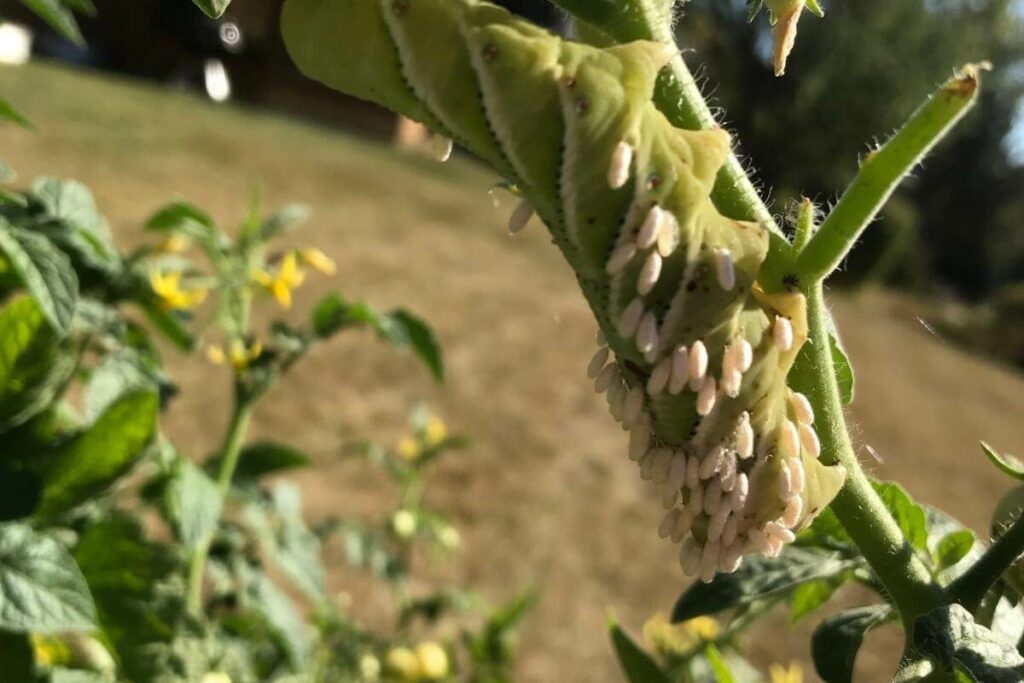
[3,62,1022,681]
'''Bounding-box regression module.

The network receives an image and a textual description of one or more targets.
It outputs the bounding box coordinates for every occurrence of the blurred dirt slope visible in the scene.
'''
[2,62,1022,681]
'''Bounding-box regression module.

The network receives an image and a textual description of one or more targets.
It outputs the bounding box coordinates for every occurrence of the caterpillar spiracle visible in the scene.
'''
[281,0,847,582]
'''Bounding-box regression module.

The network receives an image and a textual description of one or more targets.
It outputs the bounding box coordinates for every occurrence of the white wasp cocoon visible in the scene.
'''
[651,448,673,484]
[720,545,743,573]
[636,312,658,355]
[668,345,689,395]
[736,339,753,372]
[779,419,800,459]
[774,315,794,352]
[714,248,736,290]
[719,454,737,492]
[696,376,717,416]
[790,392,815,425]
[685,454,700,489]
[661,483,679,509]
[672,509,695,542]
[668,454,688,490]
[722,369,743,399]
[647,357,672,394]
[707,508,729,542]
[594,363,618,393]
[730,472,749,511]
[586,346,609,380]
[703,478,722,515]
[679,538,701,576]
[782,495,804,528]
[432,135,454,162]
[658,509,680,539]
[799,423,821,459]
[688,340,709,386]
[508,198,534,234]
[657,211,680,257]
[722,516,738,547]
[747,528,774,556]
[686,484,704,516]
[628,416,651,460]
[636,206,664,250]
[789,456,806,493]
[606,242,638,275]
[637,251,662,295]
[617,298,644,338]
[639,450,655,481]
[778,462,794,500]
[608,141,633,189]
[699,447,723,480]
[766,521,796,545]
[622,386,645,427]
[700,541,720,583]
[595,329,607,346]
[736,415,755,459]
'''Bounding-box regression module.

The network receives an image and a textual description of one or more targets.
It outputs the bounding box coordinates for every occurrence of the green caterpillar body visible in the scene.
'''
[282,0,846,581]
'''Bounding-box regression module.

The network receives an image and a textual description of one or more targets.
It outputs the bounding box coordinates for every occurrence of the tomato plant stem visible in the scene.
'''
[949,509,1024,613]
[186,394,254,615]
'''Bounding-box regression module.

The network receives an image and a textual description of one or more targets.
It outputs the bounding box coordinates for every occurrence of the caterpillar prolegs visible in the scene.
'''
[281,0,846,582]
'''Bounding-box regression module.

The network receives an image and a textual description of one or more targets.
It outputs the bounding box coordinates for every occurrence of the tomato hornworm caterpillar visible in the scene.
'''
[282,0,846,581]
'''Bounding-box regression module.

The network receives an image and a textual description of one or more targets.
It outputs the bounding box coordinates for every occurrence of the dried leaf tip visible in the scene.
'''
[765,0,822,76]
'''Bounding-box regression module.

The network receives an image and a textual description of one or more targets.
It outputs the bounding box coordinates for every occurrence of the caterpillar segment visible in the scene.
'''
[281,0,847,582]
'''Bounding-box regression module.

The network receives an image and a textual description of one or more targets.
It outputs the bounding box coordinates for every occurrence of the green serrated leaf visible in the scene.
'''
[37,389,158,518]
[31,177,120,275]
[249,571,309,666]
[672,547,857,621]
[935,530,975,571]
[74,515,182,683]
[0,219,78,335]
[806,0,825,17]
[84,351,158,421]
[0,522,96,632]
[913,604,1024,682]
[873,481,928,551]
[0,296,74,431]
[608,617,671,683]
[790,579,841,621]
[981,442,1024,481]
[19,0,85,45]
[214,441,311,482]
[166,459,222,551]
[191,0,231,19]
[812,605,892,683]
[745,0,765,22]
[385,308,444,383]
[0,96,32,130]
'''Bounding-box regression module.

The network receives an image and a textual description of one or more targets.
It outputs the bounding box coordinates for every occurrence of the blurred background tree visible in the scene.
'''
[676,0,1024,299]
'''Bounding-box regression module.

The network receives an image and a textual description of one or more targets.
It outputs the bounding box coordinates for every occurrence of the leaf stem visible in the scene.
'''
[549,0,782,235]
[949,511,1024,613]
[791,283,944,629]
[186,391,254,615]
[796,65,983,284]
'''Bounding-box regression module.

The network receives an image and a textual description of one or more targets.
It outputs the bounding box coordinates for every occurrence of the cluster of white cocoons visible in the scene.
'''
[582,142,823,583]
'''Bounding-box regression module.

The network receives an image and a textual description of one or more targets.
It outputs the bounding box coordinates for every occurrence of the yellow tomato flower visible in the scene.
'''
[438,525,461,550]
[643,613,720,656]
[206,340,262,371]
[384,647,421,681]
[414,642,449,680]
[397,437,420,461]
[149,270,207,311]
[156,233,190,254]
[392,510,417,539]
[253,252,306,309]
[359,653,382,681]
[424,417,447,446]
[298,247,337,275]
[770,662,803,683]
[201,674,232,683]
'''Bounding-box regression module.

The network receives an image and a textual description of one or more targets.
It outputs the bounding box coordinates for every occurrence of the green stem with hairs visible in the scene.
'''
[549,0,781,235]
[796,66,982,284]
[791,283,944,629]
[186,392,255,615]
[949,511,1024,613]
